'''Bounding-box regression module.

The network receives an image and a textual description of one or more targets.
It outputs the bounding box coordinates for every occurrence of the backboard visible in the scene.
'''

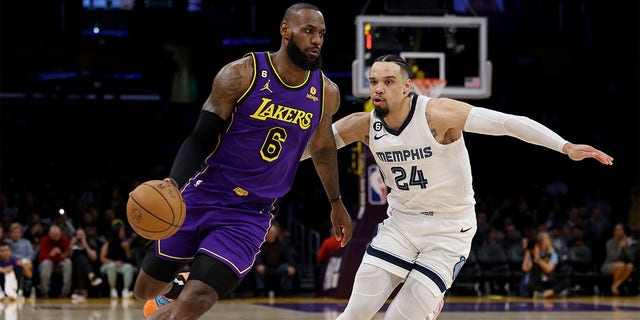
[353,15,491,99]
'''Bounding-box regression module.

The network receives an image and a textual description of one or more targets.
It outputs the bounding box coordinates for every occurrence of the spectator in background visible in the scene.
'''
[53,210,76,238]
[70,227,103,300]
[84,225,105,251]
[100,223,136,299]
[0,241,30,300]
[521,231,570,298]
[24,213,45,246]
[472,210,491,249]
[79,210,98,229]
[561,224,574,247]
[502,221,522,251]
[601,223,635,295]
[541,208,562,232]
[585,206,612,264]
[38,225,72,298]
[584,207,611,245]
[568,225,587,247]
[317,229,342,264]
[128,231,149,270]
[6,223,35,262]
[565,205,583,230]
[97,208,118,238]
[549,223,568,256]
[6,223,35,297]
[315,227,344,297]
[254,225,297,296]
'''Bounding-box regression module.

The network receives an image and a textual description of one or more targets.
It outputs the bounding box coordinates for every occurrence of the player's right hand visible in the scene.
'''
[330,203,353,247]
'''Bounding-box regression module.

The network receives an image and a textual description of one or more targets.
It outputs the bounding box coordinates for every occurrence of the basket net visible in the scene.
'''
[411,78,447,98]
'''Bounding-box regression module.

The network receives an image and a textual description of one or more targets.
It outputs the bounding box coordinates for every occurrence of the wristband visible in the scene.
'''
[330,195,342,203]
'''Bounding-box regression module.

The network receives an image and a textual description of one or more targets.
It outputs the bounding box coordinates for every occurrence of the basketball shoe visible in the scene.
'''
[143,272,190,318]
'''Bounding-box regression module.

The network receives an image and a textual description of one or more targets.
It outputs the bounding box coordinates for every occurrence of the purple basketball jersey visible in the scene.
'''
[154,52,326,277]
[199,51,324,199]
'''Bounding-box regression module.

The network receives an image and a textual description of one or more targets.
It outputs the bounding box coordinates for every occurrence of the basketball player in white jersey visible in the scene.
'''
[314,54,613,320]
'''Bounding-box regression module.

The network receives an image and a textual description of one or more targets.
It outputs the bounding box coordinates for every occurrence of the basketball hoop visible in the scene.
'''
[411,78,447,98]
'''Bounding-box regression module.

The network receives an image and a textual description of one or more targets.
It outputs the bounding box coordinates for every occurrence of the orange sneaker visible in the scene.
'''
[142,272,190,318]
[143,295,173,318]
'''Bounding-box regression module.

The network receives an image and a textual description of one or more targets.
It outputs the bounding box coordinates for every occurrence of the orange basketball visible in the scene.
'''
[126,179,186,240]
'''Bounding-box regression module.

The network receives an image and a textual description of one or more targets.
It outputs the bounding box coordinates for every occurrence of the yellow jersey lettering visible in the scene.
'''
[250,97,314,130]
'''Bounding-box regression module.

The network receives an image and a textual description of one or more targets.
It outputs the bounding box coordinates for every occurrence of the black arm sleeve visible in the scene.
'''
[169,110,226,187]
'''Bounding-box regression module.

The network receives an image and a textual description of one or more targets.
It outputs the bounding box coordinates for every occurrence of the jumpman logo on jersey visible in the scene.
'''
[260,79,272,93]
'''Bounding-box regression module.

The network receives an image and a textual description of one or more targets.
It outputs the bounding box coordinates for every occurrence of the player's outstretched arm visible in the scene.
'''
[461,104,613,165]
[562,143,614,165]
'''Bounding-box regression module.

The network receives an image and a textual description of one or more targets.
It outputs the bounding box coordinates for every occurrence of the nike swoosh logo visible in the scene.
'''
[373,134,388,140]
[460,227,472,233]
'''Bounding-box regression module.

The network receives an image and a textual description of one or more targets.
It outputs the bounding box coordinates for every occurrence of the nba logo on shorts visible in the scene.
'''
[368,165,387,205]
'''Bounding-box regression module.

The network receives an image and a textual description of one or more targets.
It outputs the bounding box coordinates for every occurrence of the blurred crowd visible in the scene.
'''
[0,180,147,301]
[0,174,638,301]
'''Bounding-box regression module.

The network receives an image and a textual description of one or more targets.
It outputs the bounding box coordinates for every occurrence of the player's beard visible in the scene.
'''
[287,35,322,70]
[374,105,389,118]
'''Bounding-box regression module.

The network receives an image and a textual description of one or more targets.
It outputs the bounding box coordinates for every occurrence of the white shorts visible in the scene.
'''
[361,208,476,296]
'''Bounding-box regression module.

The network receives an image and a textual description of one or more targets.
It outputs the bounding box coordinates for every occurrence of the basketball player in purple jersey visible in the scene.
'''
[133,3,353,319]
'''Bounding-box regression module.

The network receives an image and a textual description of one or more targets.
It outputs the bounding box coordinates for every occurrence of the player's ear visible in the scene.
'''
[280,20,289,38]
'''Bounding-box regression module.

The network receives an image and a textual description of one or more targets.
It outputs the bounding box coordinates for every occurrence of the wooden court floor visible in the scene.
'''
[2,295,639,320]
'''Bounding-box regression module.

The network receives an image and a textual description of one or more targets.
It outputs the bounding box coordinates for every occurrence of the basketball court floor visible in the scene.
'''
[3,295,639,320]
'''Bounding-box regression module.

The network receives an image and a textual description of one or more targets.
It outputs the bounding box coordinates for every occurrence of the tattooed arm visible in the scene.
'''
[167,56,254,187]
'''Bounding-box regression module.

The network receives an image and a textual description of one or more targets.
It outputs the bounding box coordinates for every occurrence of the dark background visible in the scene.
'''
[0,1,638,236]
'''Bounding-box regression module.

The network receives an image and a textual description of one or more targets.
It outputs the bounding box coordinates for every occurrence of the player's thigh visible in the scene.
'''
[411,235,473,293]
[360,219,417,281]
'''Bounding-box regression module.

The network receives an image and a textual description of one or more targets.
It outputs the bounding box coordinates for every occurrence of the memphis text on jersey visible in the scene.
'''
[374,146,433,162]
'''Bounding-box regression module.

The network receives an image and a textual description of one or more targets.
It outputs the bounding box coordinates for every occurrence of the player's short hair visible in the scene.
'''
[374,54,414,79]
[283,3,321,22]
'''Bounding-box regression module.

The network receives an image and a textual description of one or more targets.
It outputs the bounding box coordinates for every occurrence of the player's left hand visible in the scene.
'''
[563,143,613,165]
[330,202,353,247]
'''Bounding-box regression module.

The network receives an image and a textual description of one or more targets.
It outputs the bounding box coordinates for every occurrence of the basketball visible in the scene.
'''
[126,179,186,240]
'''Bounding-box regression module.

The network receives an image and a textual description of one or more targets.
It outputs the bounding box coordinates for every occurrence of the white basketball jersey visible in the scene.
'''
[368,94,475,217]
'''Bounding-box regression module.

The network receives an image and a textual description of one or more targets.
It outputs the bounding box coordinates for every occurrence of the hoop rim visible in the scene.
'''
[411,78,447,97]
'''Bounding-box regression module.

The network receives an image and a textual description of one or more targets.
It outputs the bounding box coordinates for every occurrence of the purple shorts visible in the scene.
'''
[152,180,277,277]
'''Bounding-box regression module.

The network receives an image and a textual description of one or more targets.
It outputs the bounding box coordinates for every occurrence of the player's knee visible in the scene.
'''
[387,277,442,320]
[134,284,160,301]
[176,281,219,314]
